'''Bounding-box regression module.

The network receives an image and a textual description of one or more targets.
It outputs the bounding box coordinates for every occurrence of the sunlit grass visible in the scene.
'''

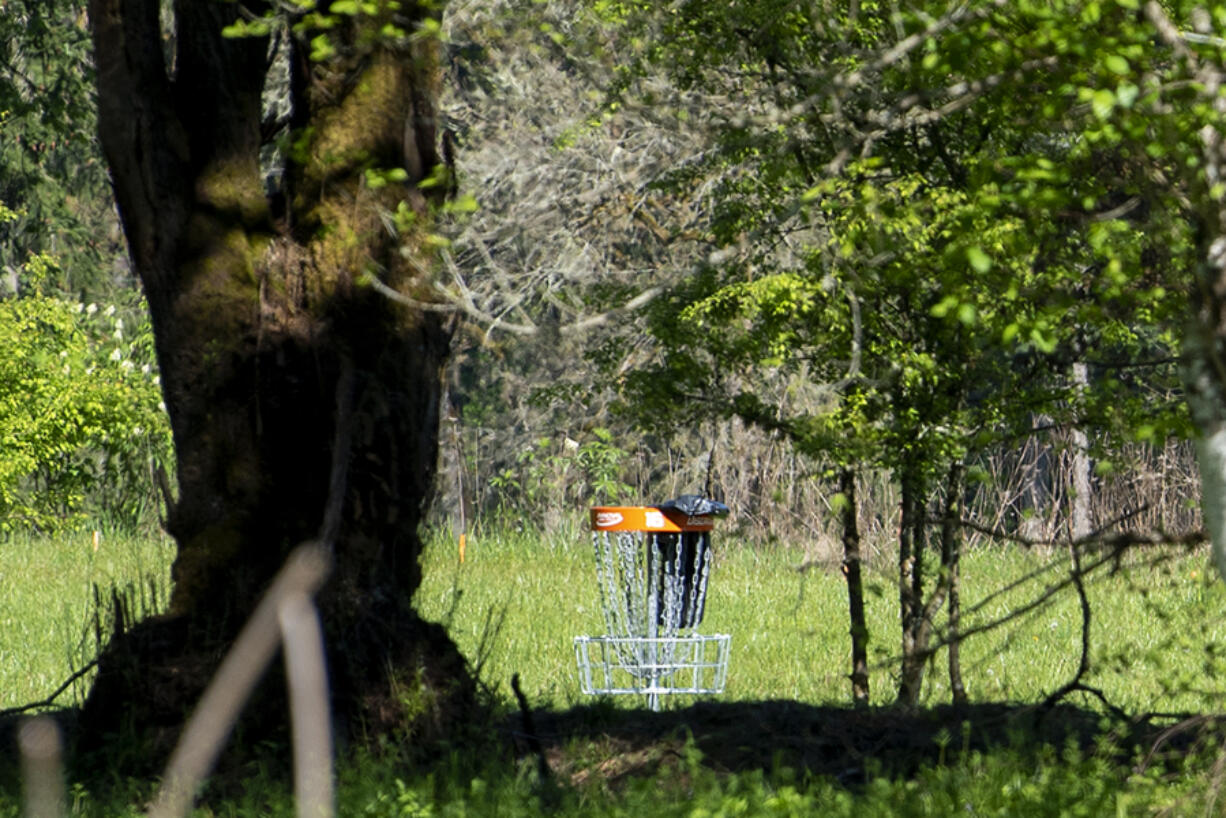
[0,527,173,711]
[5,523,1222,718]
[3,524,1226,815]
[418,525,1226,715]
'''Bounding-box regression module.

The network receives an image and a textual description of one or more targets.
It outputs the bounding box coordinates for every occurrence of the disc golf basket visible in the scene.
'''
[574,495,731,711]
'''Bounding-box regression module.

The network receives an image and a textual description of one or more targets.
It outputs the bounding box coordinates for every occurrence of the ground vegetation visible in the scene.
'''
[4,528,1226,815]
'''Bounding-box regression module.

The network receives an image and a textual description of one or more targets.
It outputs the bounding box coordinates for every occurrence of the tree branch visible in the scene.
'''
[0,660,99,718]
[89,0,191,291]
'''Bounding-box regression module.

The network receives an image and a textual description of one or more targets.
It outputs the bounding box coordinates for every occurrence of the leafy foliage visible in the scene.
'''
[0,0,124,297]
[558,0,1216,704]
[0,0,171,532]
[615,0,1193,469]
[428,0,1206,563]
[0,260,170,532]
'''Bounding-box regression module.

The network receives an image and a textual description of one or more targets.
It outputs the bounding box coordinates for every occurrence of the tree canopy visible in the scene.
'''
[516,0,1215,703]
[0,0,122,295]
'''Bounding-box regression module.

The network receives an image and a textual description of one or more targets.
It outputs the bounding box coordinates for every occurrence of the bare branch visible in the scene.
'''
[0,660,98,718]
[560,286,665,336]
[1145,1,1198,63]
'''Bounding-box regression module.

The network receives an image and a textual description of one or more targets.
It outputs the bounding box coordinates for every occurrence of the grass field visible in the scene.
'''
[418,525,1226,716]
[4,523,1226,815]
[0,528,173,711]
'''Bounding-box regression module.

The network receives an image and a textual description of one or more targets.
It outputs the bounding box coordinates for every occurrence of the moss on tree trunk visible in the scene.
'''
[82,0,473,761]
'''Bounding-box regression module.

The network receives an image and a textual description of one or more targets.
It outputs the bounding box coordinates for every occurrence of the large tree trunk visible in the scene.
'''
[81,0,472,753]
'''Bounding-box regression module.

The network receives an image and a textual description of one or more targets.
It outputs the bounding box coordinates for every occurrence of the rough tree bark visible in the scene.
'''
[896,463,926,706]
[838,468,869,707]
[896,459,961,708]
[1069,362,1093,542]
[1150,7,1226,583]
[941,463,966,705]
[1137,3,1226,586]
[81,0,472,751]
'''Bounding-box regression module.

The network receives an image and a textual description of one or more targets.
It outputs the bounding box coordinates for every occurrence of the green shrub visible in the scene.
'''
[0,257,171,532]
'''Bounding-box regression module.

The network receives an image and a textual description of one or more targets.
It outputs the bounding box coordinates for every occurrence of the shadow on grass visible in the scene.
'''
[521,699,1221,788]
[1,698,1222,811]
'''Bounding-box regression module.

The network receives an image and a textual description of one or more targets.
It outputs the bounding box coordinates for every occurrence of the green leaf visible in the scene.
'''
[417,164,451,189]
[221,19,270,38]
[445,193,480,214]
[310,33,335,61]
[1029,327,1058,354]
[364,168,388,189]
[413,17,443,40]
[966,245,992,273]
[930,295,959,318]
[1103,54,1129,76]
[1091,88,1115,120]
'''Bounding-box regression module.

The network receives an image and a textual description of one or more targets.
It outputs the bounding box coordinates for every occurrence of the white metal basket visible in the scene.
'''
[574,634,731,702]
[577,504,731,710]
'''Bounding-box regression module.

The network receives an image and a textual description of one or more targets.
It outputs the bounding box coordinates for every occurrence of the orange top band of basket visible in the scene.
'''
[590,506,716,532]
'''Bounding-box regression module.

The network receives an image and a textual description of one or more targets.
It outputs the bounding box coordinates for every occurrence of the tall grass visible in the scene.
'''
[5,523,1223,717]
[417,525,1226,715]
[0,528,173,711]
[4,525,1226,815]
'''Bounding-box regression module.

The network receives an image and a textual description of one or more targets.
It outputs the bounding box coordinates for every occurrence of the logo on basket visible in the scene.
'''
[645,510,665,529]
[595,511,623,527]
